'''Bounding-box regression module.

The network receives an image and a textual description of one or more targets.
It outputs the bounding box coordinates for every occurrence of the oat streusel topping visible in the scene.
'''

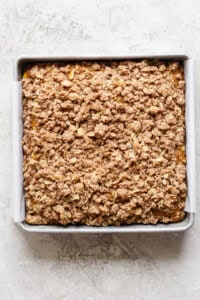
[22,60,186,225]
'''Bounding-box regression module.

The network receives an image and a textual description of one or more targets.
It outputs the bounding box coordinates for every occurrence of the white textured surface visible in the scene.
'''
[0,0,200,299]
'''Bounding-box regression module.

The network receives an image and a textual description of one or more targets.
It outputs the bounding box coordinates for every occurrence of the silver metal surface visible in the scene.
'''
[18,213,194,233]
[13,55,195,233]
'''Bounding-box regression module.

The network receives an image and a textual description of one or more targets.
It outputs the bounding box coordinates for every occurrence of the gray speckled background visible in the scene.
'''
[0,0,200,299]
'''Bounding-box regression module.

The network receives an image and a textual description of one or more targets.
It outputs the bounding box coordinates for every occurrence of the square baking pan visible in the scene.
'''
[12,55,196,233]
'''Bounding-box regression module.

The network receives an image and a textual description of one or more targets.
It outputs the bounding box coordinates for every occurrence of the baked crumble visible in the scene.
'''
[22,60,186,225]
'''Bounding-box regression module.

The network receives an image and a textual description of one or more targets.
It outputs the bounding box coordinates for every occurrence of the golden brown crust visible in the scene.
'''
[22,60,186,226]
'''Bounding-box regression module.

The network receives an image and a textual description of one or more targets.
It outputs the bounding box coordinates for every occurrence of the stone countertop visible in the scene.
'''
[0,1,200,299]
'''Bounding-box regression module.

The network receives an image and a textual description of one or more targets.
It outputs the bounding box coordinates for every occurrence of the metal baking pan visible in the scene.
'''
[12,55,196,233]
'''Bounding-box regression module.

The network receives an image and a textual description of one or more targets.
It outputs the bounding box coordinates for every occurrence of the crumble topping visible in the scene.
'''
[22,60,186,225]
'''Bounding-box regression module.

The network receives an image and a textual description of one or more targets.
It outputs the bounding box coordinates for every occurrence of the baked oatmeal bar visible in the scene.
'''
[22,60,186,225]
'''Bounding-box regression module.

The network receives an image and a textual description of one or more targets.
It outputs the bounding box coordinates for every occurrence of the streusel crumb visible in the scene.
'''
[22,60,186,226]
